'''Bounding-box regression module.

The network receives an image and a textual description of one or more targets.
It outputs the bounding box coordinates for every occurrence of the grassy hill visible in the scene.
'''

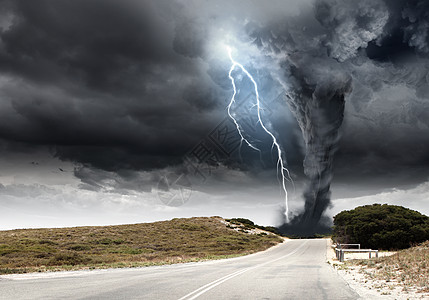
[0,217,283,274]
[349,240,429,293]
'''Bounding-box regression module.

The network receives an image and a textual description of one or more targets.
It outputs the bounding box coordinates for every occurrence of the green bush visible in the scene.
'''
[333,204,429,250]
[260,226,280,235]
[69,245,91,251]
[228,218,255,227]
[49,252,91,266]
[0,244,19,256]
[226,218,280,235]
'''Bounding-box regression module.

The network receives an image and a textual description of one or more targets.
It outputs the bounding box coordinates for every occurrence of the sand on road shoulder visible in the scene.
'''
[326,239,428,300]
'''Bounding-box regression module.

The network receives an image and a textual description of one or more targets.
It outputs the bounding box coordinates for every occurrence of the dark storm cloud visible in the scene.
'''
[0,0,308,193]
[1,0,173,88]
[74,166,158,193]
[255,0,429,185]
[0,0,228,175]
[242,0,429,232]
[334,0,429,186]
[0,0,428,200]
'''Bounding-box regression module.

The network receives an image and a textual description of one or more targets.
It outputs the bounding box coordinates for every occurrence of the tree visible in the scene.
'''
[332,204,429,250]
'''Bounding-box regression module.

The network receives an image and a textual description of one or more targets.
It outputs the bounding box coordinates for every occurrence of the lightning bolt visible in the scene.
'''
[226,46,292,222]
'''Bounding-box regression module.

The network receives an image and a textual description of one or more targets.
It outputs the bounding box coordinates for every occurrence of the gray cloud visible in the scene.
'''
[315,0,389,62]
[241,0,429,232]
[0,0,427,217]
[0,0,229,174]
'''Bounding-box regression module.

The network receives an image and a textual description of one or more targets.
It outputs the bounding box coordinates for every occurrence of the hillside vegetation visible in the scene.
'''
[350,240,429,293]
[0,217,282,274]
[225,218,280,234]
[333,204,429,250]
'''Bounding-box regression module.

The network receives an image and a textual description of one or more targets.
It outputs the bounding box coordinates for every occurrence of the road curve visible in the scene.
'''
[0,239,359,300]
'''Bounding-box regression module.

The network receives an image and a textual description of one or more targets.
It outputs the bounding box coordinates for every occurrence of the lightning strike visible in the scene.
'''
[226,46,292,222]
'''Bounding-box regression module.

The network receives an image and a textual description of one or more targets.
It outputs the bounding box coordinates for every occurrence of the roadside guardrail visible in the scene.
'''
[334,244,378,262]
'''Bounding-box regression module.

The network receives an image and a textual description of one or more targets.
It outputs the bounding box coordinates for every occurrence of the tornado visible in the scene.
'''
[279,57,351,235]
[270,0,385,235]
[244,0,427,235]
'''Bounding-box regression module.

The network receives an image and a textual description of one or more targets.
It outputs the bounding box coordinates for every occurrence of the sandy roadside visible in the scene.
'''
[326,239,429,300]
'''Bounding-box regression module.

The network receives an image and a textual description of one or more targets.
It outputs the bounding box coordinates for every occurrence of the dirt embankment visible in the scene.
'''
[0,216,283,275]
[327,239,429,299]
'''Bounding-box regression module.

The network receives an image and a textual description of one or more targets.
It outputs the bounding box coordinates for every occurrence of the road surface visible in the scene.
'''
[0,239,359,299]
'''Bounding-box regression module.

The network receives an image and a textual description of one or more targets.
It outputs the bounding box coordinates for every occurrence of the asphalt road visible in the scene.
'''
[0,239,360,300]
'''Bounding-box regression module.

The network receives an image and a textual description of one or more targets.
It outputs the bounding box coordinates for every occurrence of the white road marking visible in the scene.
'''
[178,240,309,300]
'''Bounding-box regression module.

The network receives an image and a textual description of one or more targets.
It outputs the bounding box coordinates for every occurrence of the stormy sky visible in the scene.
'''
[0,0,428,229]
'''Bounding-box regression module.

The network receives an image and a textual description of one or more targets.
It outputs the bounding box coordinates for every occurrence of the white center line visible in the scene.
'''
[178,241,308,300]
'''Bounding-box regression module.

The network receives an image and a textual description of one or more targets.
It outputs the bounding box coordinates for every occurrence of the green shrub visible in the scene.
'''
[69,245,91,251]
[226,218,280,235]
[96,238,113,245]
[0,244,19,256]
[229,218,255,227]
[38,240,58,246]
[112,239,125,245]
[177,223,208,231]
[257,226,280,235]
[49,252,91,266]
[333,204,429,250]
[109,247,145,255]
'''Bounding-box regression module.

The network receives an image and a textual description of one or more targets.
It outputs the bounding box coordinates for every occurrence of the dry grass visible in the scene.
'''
[0,217,282,274]
[347,240,429,293]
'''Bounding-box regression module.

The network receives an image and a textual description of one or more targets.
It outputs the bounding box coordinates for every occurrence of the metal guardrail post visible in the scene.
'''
[335,248,379,262]
[338,243,360,249]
